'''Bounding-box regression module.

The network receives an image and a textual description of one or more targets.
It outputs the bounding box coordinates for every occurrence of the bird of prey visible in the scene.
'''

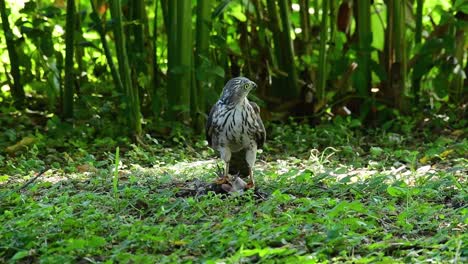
[206,77,266,189]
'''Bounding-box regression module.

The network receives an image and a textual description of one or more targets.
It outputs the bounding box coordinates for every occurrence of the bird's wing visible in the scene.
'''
[206,102,218,146]
[249,101,266,149]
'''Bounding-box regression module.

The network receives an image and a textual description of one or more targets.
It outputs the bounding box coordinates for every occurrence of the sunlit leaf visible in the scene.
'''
[387,186,406,197]
[230,4,246,22]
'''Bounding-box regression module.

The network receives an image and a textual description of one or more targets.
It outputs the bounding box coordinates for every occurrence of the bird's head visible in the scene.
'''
[219,77,257,105]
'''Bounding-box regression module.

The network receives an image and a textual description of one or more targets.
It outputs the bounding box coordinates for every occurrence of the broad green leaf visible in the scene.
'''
[387,186,406,197]
[454,0,468,13]
[11,250,30,260]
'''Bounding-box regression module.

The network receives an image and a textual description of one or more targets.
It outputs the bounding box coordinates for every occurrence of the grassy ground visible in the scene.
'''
[0,117,466,263]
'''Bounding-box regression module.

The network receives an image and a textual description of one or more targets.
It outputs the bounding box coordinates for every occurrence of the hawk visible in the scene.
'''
[206,77,266,189]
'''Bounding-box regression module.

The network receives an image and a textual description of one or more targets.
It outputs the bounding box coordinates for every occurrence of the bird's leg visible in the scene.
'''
[224,161,230,177]
[216,148,231,184]
[246,167,255,189]
[245,146,257,189]
[215,161,230,184]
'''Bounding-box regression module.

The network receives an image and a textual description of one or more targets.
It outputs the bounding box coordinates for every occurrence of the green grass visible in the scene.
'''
[0,118,467,263]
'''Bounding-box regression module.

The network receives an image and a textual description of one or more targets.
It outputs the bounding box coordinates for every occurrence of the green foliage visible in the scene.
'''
[0,0,465,131]
[0,2,466,261]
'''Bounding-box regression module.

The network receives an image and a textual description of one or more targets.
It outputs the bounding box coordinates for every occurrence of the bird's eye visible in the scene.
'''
[243,84,249,89]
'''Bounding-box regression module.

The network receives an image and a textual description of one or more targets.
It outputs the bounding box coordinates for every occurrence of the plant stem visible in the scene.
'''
[0,0,25,108]
[113,147,120,195]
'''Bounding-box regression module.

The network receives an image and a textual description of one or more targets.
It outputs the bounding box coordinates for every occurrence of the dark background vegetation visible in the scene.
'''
[0,0,467,263]
[0,0,466,139]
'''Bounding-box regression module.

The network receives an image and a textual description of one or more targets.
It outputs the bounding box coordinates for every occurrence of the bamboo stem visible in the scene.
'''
[167,0,192,121]
[110,0,142,136]
[278,0,299,98]
[90,0,123,93]
[196,0,211,112]
[412,0,423,104]
[151,0,161,113]
[391,0,407,112]
[317,0,328,104]
[0,0,25,108]
[63,0,76,118]
[354,0,371,97]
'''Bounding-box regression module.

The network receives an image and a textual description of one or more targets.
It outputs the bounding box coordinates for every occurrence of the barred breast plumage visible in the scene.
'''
[211,99,258,152]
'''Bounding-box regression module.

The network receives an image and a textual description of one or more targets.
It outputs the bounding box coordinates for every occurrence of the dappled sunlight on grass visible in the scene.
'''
[1,121,466,262]
[127,159,219,180]
[1,152,466,263]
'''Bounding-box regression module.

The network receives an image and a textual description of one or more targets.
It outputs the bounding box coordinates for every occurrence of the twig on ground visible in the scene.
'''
[19,167,49,191]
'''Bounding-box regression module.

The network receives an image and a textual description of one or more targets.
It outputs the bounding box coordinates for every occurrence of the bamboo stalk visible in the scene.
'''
[195,0,212,129]
[317,0,328,105]
[213,13,229,94]
[176,0,192,120]
[278,0,299,98]
[63,0,76,118]
[110,0,142,136]
[129,0,147,110]
[167,0,177,115]
[298,0,313,85]
[414,0,423,44]
[354,0,371,98]
[266,0,299,99]
[160,0,169,33]
[299,0,310,44]
[391,0,407,112]
[167,0,192,121]
[451,27,466,102]
[89,0,123,93]
[74,0,84,90]
[329,0,337,46]
[313,0,320,23]
[0,0,25,108]
[266,0,283,75]
[251,0,275,97]
[412,0,423,104]
[132,0,146,76]
[153,1,160,86]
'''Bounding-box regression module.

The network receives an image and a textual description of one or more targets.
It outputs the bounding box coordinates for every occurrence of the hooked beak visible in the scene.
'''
[251,81,257,90]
